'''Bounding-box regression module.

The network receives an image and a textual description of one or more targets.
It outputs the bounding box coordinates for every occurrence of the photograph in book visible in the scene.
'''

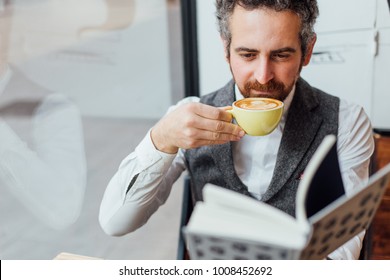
[184,135,390,260]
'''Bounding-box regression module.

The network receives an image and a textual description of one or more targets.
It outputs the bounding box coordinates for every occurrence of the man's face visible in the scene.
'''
[226,6,314,100]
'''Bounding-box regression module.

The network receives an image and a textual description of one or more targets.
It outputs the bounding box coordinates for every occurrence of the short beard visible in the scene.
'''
[229,64,301,101]
[242,79,288,100]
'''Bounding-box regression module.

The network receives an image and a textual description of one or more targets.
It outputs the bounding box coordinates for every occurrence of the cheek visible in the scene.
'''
[230,59,253,83]
[277,63,301,83]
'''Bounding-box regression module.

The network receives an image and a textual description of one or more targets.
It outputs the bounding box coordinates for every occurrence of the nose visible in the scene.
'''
[253,57,274,84]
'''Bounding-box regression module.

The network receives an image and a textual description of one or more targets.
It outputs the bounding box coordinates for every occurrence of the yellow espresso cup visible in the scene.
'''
[227,97,284,136]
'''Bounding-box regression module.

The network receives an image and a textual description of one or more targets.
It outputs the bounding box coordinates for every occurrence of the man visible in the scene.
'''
[99,0,374,259]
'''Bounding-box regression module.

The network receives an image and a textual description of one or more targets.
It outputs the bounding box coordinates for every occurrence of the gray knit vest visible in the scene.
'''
[184,78,339,217]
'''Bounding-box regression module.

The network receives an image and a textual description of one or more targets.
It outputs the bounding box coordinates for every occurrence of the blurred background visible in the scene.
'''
[0,0,389,260]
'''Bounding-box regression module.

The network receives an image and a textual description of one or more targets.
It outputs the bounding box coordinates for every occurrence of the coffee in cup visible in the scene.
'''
[227,97,284,136]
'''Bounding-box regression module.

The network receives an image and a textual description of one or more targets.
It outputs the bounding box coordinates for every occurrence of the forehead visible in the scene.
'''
[229,6,301,49]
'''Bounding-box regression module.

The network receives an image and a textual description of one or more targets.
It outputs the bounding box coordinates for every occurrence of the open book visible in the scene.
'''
[184,135,390,260]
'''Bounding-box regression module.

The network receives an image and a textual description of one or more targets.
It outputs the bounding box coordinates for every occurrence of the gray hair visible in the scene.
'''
[215,0,319,57]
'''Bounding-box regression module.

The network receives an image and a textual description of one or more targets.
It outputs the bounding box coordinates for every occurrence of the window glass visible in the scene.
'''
[0,0,184,259]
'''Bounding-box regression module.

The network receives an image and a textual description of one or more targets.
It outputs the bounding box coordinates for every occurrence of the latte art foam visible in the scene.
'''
[236,98,282,110]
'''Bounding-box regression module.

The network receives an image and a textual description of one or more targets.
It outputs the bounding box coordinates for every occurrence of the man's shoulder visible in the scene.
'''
[200,80,235,106]
[296,78,340,110]
[298,78,338,99]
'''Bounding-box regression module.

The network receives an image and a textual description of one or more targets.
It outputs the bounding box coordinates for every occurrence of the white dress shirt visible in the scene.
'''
[99,84,375,260]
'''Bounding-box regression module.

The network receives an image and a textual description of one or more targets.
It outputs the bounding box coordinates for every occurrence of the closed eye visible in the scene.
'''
[235,47,258,61]
[271,52,292,61]
[239,52,257,60]
[270,47,296,61]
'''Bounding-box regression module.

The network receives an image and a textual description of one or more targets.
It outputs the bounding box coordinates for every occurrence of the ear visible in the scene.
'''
[302,34,317,66]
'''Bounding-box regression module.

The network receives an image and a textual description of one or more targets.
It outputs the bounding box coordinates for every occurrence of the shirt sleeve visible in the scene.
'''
[327,99,375,260]
[99,97,200,236]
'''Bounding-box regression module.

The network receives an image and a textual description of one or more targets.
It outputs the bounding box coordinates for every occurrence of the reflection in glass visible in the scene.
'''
[0,0,86,235]
[0,0,183,260]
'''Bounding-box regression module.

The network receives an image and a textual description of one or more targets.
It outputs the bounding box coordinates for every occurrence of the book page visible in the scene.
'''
[185,185,310,259]
[185,203,306,260]
[187,201,307,248]
[203,184,307,230]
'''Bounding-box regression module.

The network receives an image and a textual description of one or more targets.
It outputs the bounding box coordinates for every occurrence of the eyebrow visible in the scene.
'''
[234,47,258,53]
[271,47,297,54]
[234,47,297,54]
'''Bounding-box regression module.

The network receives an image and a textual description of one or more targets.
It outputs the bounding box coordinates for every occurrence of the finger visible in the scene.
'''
[192,139,236,148]
[191,103,233,122]
[203,130,243,142]
[185,127,243,143]
[219,105,233,111]
[189,116,244,137]
[219,106,234,122]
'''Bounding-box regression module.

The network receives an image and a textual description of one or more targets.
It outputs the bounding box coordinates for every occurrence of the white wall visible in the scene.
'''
[301,0,390,130]
[197,0,230,95]
[372,0,390,129]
